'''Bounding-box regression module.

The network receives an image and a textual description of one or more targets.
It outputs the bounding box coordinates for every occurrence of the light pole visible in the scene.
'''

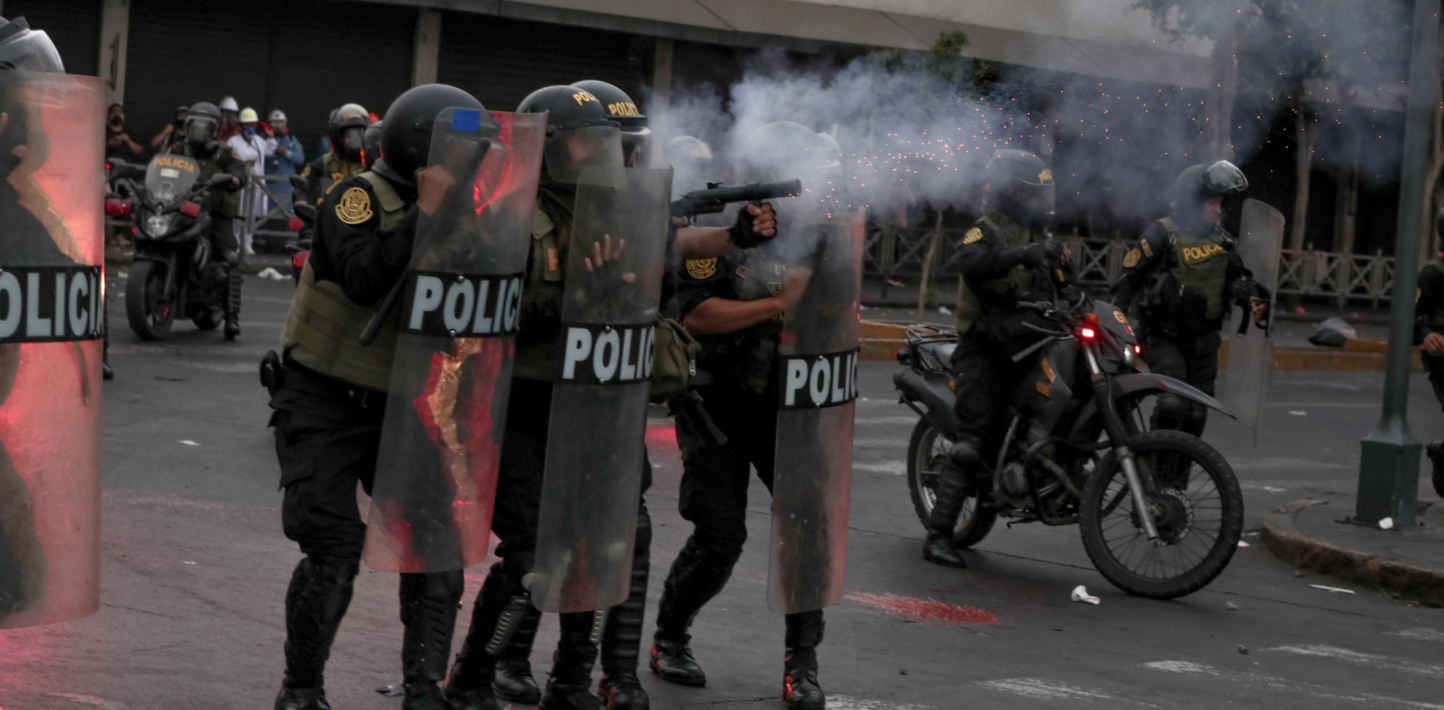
[1356,0,1441,526]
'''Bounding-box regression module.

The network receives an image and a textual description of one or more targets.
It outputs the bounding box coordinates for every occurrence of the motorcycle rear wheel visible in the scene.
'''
[125,260,175,341]
[907,418,997,549]
[1079,430,1243,600]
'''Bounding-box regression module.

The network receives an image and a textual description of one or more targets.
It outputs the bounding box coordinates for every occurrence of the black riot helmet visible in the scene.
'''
[329,102,369,163]
[362,120,382,170]
[184,101,222,154]
[0,17,63,73]
[1172,160,1247,209]
[984,149,1055,227]
[517,85,622,183]
[376,84,488,188]
[570,80,649,167]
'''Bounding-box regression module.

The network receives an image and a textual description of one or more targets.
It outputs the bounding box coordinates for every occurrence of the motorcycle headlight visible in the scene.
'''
[145,213,173,237]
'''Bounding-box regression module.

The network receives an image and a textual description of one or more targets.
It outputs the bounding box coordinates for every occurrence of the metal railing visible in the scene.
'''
[864,223,1399,306]
[240,174,300,246]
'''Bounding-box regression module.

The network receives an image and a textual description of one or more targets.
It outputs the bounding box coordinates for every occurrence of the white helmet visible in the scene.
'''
[239,107,259,124]
[218,96,239,113]
[268,109,287,123]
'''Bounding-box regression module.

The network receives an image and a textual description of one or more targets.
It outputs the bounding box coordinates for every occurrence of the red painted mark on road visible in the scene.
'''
[846,592,997,625]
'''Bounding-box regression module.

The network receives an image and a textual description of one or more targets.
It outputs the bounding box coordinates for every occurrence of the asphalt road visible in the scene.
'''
[2,274,1442,710]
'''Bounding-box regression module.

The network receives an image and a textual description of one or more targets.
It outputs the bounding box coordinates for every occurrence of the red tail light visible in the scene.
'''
[1134,344,1141,354]
[287,216,305,232]
[292,250,310,271]
[1080,327,1097,340]
[180,201,201,218]
[104,198,131,216]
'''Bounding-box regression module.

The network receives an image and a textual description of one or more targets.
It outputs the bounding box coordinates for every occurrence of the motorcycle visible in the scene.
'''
[893,297,1244,599]
[107,156,239,340]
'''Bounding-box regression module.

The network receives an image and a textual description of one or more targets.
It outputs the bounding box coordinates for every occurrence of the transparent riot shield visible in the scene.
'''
[769,210,864,614]
[1219,198,1285,442]
[531,166,672,613]
[362,109,546,573]
[1,72,106,629]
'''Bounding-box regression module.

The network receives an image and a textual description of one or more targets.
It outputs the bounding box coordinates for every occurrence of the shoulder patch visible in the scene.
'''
[686,258,718,279]
[1123,248,1142,268]
[1140,239,1153,258]
[335,186,373,225]
[963,227,984,244]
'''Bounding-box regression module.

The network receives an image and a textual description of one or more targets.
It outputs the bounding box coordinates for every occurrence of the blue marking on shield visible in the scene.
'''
[451,109,482,133]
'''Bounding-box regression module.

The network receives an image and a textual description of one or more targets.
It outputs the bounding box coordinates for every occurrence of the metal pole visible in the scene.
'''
[1356,0,1441,527]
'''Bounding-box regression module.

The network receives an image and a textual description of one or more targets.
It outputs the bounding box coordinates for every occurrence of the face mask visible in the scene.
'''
[245,126,255,136]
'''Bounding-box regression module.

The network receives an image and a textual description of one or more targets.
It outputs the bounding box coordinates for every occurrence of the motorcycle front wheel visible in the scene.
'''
[1079,430,1244,599]
[125,259,175,341]
[907,418,997,549]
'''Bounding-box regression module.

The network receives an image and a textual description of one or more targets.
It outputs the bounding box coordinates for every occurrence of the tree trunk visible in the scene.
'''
[1206,4,1241,162]
[1289,109,1313,252]
[916,210,944,316]
[1419,95,1444,265]
[1334,117,1361,308]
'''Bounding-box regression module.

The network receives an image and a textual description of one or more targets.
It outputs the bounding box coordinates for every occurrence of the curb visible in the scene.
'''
[1260,500,1444,608]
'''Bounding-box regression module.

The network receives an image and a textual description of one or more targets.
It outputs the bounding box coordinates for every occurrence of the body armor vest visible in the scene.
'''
[955,213,1044,334]
[1160,217,1231,321]
[280,172,406,391]
[315,152,364,203]
[512,185,575,381]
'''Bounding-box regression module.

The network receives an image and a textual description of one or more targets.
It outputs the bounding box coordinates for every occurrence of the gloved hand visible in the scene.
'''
[1018,238,1065,267]
[727,202,778,249]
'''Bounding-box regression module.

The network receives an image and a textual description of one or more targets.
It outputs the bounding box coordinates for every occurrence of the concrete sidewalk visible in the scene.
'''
[1262,497,1444,608]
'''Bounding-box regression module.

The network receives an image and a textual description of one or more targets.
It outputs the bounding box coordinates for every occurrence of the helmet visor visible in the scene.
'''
[621,127,651,168]
[544,125,623,183]
[1203,160,1248,195]
[0,30,63,73]
[338,126,365,160]
[185,116,217,144]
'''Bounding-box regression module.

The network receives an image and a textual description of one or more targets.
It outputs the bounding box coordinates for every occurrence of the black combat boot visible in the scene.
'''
[274,557,357,710]
[446,564,520,710]
[782,612,825,710]
[1429,441,1444,498]
[224,265,243,340]
[600,509,651,709]
[539,611,604,710]
[400,571,463,710]
[922,464,969,568]
[650,538,738,687]
[492,605,542,703]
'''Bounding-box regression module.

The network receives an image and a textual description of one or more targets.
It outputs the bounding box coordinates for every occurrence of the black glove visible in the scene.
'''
[1018,239,1064,267]
[727,205,773,249]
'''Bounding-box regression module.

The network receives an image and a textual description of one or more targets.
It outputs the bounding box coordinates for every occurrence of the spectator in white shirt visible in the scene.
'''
[227,107,276,255]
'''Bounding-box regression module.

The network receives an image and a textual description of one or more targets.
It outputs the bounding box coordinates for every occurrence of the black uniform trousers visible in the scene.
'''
[1143,330,1222,436]
[950,332,1035,451]
[657,385,824,651]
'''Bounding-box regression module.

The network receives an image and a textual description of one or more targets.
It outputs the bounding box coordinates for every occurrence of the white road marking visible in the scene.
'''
[1266,645,1444,679]
[854,461,907,475]
[1145,659,1444,709]
[856,416,922,426]
[978,679,1113,701]
[829,696,933,710]
[1231,457,1347,470]
[1387,628,1444,642]
[853,438,905,448]
[48,694,127,710]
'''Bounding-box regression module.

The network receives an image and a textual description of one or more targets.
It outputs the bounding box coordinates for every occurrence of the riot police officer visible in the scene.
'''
[175,101,246,339]
[265,84,483,710]
[297,103,369,205]
[1111,160,1266,437]
[648,121,836,710]
[363,120,383,171]
[1415,207,1444,498]
[922,149,1072,569]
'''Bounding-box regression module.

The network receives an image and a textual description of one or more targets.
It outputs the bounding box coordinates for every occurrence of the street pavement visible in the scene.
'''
[2,274,1443,710]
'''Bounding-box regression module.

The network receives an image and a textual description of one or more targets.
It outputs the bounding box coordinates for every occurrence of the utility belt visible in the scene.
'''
[261,349,389,410]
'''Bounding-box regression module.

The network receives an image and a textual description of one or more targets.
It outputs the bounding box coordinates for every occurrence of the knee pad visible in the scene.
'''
[1182,402,1208,436]
[1154,394,1185,429]
[947,437,983,469]
[224,250,241,268]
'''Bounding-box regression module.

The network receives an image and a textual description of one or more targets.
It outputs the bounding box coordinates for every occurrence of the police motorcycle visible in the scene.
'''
[893,295,1244,599]
[107,155,238,339]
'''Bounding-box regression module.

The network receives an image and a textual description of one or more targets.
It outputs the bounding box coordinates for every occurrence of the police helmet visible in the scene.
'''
[984,149,1054,226]
[739,121,840,184]
[376,84,488,187]
[571,80,649,167]
[329,103,370,163]
[218,96,239,114]
[184,101,222,152]
[362,120,382,170]
[518,85,622,183]
[0,17,62,73]
[665,136,712,166]
[1172,160,1248,210]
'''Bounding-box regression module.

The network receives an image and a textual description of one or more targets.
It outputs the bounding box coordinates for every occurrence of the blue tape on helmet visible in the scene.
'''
[451,109,482,133]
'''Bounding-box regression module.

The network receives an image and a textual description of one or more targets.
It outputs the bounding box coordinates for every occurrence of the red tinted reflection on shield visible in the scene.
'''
[1,72,106,629]
[362,110,546,573]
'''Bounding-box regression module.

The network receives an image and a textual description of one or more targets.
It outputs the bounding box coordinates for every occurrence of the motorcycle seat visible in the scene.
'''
[916,342,955,372]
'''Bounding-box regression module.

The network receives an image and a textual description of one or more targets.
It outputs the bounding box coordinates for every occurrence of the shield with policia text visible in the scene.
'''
[532,165,672,613]
[363,109,546,573]
[1218,198,1284,443]
[1,72,106,628]
[770,209,864,614]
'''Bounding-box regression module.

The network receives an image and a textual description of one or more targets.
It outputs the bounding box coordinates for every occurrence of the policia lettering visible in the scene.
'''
[405,272,524,337]
[781,348,859,409]
[0,267,104,341]
[559,323,655,384]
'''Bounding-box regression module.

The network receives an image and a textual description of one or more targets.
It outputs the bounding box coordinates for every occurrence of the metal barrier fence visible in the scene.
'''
[865,224,1398,307]
[240,174,300,246]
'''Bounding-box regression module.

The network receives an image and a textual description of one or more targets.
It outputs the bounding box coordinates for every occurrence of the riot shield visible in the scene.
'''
[362,109,545,573]
[531,166,671,613]
[769,210,864,614]
[1,72,106,629]
[1219,198,1285,442]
